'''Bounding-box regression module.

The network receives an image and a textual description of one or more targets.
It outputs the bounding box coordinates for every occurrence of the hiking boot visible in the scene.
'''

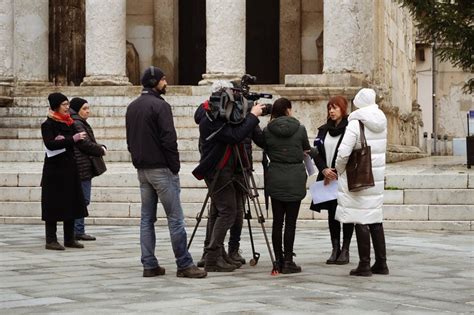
[205,255,236,272]
[177,265,207,278]
[75,234,96,241]
[143,266,166,277]
[228,248,246,265]
[197,251,206,268]
[45,241,65,251]
[222,249,242,268]
[64,241,84,248]
[281,261,302,274]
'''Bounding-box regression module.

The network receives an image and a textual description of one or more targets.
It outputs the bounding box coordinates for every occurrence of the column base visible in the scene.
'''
[81,75,132,86]
[198,73,243,86]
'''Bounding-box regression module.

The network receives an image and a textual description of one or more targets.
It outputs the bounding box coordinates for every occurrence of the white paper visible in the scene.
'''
[303,155,316,176]
[309,179,338,204]
[45,146,66,158]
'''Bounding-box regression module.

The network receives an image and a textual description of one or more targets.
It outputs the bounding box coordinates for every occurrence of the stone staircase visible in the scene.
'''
[0,87,472,230]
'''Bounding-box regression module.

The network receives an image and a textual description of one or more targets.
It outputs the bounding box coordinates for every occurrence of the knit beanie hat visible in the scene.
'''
[70,97,88,113]
[141,66,165,88]
[353,88,376,108]
[48,93,68,111]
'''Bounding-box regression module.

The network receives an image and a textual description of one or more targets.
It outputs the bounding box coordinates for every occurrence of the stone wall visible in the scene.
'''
[374,1,419,148]
[126,0,153,75]
[301,0,323,74]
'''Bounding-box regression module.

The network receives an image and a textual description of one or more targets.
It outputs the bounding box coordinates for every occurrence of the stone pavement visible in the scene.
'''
[0,224,473,314]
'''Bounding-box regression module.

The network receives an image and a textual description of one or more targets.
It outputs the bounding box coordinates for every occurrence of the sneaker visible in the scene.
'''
[143,266,166,277]
[45,241,65,251]
[64,241,84,248]
[176,265,207,278]
[75,234,96,241]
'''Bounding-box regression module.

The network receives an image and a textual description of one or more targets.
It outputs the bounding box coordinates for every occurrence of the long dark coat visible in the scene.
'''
[40,117,88,221]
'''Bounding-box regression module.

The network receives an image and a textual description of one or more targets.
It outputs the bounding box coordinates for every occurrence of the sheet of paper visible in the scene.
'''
[303,155,316,176]
[45,146,66,158]
[309,179,338,204]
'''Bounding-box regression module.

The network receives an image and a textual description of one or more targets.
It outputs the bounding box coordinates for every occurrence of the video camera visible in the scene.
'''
[207,74,273,124]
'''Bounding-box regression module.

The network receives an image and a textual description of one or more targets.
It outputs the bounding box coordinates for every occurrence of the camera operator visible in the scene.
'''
[193,82,265,272]
[193,81,257,268]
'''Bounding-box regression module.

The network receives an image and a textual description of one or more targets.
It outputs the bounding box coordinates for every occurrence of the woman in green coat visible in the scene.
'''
[255,98,311,273]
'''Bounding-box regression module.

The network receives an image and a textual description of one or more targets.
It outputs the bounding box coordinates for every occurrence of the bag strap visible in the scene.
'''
[358,121,368,148]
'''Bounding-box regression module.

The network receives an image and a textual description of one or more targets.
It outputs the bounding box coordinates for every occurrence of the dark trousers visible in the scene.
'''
[205,168,243,260]
[45,220,74,244]
[271,198,301,260]
[328,207,354,243]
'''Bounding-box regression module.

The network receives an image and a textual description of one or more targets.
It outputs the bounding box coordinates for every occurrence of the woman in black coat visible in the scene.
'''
[70,98,107,241]
[310,96,354,264]
[41,93,88,250]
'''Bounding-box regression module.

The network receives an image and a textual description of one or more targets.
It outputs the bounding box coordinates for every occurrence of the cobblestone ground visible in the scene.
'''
[0,224,473,314]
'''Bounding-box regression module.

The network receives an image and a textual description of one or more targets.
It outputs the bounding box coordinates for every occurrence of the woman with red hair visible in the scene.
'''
[310,96,354,264]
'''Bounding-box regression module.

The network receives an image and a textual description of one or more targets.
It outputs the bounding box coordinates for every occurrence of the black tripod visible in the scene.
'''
[187,144,278,272]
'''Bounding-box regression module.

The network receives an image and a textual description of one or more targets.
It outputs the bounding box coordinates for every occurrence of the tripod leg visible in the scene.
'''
[187,192,210,250]
[244,196,260,266]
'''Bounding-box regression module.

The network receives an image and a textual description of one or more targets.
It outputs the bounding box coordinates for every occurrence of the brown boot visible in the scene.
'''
[143,266,166,277]
[177,265,207,278]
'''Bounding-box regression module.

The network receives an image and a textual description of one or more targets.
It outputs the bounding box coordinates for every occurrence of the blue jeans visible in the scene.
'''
[137,168,194,270]
[74,180,91,235]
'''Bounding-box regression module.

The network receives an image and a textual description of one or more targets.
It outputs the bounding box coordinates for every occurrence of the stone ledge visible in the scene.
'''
[1,217,472,231]
[284,73,368,87]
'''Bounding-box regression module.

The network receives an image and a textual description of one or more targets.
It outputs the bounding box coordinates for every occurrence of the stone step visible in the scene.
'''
[11,95,209,107]
[0,116,199,128]
[0,104,202,118]
[0,150,209,162]
[0,202,472,223]
[0,138,202,151]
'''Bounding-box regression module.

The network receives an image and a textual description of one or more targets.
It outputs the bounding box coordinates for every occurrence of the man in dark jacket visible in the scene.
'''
[126,66,207,279]
[192,83,264,272]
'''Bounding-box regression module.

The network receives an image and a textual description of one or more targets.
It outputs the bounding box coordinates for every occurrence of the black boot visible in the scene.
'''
[326,238,341,264]
[336,224,354,265]
[370,223,389,275]
[350,224,372,277]
[205,249,236,272]
[222,248,242,268]
[197,251,206,268]
[228,247,246,265]
[282,252,301,274]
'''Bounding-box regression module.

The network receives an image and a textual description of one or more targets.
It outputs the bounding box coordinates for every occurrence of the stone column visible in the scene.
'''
[200,0,246,85]
[81,0,130,86]
[153,0,178,84]
[323,0,375,75]
[0,0,13,105]
[13,0,50,85]
[279,0,301,83]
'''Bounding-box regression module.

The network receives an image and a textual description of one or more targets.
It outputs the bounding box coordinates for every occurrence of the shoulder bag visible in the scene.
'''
[346,121,375,192]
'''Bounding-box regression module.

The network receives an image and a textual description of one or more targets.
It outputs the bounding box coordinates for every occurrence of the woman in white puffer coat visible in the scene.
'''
[335,88,389,277]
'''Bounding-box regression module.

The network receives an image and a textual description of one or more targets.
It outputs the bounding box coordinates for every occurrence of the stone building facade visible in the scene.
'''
[0,0,423,159]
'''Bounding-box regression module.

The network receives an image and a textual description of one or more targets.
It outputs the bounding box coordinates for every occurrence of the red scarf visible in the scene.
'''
[48,110,74,126]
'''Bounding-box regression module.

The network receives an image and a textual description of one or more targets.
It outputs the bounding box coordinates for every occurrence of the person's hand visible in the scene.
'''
[250,103,265,117]
[73,131,86,142]
[54,135,65,141]
[303,150,311,156]
[322,168,337,180]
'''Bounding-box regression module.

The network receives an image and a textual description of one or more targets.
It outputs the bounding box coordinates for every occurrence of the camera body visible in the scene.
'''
[207,74,273,124]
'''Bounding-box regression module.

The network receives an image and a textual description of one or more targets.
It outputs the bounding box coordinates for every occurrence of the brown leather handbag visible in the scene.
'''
[346,121,375,192]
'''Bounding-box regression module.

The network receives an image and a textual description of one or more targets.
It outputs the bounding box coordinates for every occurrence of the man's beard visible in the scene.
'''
[160,86,167,94]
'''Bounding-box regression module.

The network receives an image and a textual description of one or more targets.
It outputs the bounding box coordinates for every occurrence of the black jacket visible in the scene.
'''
[41,117,88,221]
[126,88,180,173]
[192,112,260,180]
[310,118,347,211]
[70,110,106,180]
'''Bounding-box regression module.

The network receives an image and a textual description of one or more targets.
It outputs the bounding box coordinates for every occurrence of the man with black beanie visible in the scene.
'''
[126,66,207,279]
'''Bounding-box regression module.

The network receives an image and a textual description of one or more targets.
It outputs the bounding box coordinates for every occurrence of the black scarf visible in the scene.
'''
[321,116,348,137]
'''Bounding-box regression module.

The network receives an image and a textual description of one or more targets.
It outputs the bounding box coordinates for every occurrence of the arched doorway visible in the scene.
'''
[178,0,206,85]
[246,0,279,84]
[49,0,85,86]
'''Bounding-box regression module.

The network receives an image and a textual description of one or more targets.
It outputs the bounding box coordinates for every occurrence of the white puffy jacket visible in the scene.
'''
[335,104,387,224]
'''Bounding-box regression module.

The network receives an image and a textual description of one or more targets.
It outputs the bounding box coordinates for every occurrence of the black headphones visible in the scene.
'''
[148,66,158,87]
